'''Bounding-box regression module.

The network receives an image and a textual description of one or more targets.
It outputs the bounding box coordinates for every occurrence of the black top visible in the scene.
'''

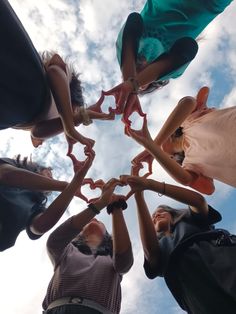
[0,158,46,251]
[144,206,236,313]
[0,0,50,129]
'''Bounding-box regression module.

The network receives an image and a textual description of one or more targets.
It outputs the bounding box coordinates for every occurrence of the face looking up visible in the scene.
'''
[80,219,107,248]
[152,208,173,233]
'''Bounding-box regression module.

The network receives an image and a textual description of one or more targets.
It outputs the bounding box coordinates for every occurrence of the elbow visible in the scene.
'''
[193,193,208,209]
[178,96,197,111]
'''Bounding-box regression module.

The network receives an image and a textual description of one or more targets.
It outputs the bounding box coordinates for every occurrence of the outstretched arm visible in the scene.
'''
[30,149,95,235]
[0,163,67,191]
[127,116,195,186]
[109,197,134,273]
[154,96,197,145]
[121,175,209,215]
[45,54,94,148]
[134,191,160,270]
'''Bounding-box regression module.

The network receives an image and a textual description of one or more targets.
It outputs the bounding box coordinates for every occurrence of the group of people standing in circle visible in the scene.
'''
[1,0,236,313]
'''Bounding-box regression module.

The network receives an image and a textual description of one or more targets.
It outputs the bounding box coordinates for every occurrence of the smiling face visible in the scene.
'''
[152,208,173,233]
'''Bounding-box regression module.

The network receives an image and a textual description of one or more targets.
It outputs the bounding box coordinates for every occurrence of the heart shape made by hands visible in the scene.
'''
[80,178,133,204]
[66,91,154,203]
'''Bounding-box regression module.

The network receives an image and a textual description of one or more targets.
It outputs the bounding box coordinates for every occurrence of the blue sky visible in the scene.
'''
[0,1,236,314]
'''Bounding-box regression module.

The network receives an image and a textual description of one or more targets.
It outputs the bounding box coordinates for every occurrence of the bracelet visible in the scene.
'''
[158,182,166,197]
[127,77,139,93]
[88,203,100,215]
[107,199,128,215]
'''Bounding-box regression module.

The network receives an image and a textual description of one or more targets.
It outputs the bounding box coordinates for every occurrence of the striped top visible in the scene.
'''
[42,217,133,313]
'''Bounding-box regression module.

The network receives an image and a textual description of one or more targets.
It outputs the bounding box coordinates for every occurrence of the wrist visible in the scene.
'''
[127,77,139,93]
[88,203,100,215]
[107,199,127,215]
[93,199,105,211]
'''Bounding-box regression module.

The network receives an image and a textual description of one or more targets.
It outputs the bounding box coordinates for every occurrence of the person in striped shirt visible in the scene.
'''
[43,179,133,314]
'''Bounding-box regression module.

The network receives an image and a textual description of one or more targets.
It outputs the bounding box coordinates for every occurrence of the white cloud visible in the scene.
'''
[1,0,236,313]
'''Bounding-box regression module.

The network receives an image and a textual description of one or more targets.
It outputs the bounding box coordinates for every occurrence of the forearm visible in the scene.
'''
[134,192,159,261]
[145,141,194,185]
[135,56,174,87]
[70,197,109,231]
[31,175,84,234]
[154,97,197,145]
[147,179,208,214]
[112,209,132,254]
[0,164,67,191]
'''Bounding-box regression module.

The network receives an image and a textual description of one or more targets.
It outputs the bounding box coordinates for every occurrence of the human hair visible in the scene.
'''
[40,51,85,108]
[138,79,169,96]
[171,127,185,165]
[72,230,113,257]
[14,154,50,174]
[14,154,50,204]
[154,205,189,239]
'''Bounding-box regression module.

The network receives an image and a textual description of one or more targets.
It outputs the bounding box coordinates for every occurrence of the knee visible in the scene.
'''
[125,12,144,37]
[170,37,199,64]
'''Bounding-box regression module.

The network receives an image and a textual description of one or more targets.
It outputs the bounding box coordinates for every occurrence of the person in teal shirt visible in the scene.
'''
[105,0,233,122]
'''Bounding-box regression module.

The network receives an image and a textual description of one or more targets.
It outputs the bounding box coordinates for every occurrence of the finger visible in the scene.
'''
[103,86,119,95]
[119,174,131,183]
[77,192,89,203]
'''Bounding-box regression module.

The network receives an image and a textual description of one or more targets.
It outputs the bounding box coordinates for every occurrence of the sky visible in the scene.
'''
[0,1,236,313]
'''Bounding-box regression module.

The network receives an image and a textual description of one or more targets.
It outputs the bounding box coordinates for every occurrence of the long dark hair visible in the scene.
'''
[41,51,85,108]
[14,154,50,205]
[72,231,113,257]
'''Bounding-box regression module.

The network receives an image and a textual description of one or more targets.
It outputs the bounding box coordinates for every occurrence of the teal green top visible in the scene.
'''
[116,0,232,80]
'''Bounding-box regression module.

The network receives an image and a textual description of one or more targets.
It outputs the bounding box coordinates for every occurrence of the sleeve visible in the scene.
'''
[116,12,143,67]
[189,204,222,226]
[182,166,215,195]
[143,257,161,279]
[25,203,46,240]
[188,174,215,195]
[113,244,134,274]
[46,217,80,267]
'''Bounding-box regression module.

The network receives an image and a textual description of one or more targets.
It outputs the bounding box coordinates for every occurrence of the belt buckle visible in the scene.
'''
[70,297,83,304]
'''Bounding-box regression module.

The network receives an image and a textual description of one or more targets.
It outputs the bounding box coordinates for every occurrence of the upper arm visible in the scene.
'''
[188,172,215,195]
[113,245,134,274]
[120,12,143,66]
[143,253,162,279]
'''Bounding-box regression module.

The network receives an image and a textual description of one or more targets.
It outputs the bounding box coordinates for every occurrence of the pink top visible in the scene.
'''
[182,104,236,193]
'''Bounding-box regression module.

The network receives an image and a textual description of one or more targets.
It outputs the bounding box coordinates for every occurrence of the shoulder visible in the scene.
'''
[0,158,16,167]
[188,204,221,226]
